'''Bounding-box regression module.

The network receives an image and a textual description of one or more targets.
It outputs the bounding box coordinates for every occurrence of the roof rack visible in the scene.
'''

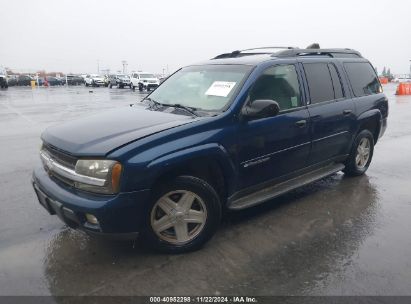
[273,48,362,58]
[212,46,298,59]
[212,44,362,59]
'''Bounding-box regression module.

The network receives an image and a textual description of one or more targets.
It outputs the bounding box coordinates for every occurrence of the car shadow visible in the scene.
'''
[43,173,379,296]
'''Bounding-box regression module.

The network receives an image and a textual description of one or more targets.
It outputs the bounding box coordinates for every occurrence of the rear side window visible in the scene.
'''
[328,64,344,99]
[344,62,381,97]
[303,63,334,104]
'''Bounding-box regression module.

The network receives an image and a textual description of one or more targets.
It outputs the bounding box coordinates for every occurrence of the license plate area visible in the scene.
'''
[34,184,55,215]
[33,182,81,228]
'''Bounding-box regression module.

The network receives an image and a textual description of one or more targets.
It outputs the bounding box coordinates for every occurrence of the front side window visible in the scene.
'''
[148,65,252,112]
[344,62,381,97]
[248,65,302,111]
[303,63,335,104]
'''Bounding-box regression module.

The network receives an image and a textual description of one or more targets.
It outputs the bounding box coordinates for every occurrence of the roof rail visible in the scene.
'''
[213,46,298,59]
[273,48,362,58]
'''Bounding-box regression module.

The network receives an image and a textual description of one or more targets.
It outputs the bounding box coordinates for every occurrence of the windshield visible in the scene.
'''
[140,74,155,78]
[147,65,252,111]
[117,74,128,78]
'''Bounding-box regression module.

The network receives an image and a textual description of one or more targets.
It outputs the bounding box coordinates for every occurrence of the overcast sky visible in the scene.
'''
[1,0,410,75]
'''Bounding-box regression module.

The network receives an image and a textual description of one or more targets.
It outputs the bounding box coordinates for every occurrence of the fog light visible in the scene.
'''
[85,213,99,225]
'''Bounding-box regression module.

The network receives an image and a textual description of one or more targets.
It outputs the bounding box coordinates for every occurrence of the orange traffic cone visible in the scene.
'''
[396,82,411,95]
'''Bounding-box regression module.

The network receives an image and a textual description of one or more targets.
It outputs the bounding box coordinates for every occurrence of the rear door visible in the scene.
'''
[300,60,356,165]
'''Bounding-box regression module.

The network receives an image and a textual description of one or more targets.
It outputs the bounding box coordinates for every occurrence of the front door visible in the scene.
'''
[236,64,311,190]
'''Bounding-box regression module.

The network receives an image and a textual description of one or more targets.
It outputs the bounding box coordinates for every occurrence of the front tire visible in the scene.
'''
[343,129,374,176]
[142,176,222,253]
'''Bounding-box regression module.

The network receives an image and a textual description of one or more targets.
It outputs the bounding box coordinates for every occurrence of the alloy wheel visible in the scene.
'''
[355,137,371,168]
[150,190,207,244]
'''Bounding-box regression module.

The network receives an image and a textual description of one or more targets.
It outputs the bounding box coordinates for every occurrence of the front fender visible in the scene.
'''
[145,143,237,192]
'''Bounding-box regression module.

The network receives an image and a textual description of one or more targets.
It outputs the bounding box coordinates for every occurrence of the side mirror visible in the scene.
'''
[241,99,280,120]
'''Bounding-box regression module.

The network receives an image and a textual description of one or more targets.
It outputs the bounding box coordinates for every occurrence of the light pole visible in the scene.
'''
[122,61,128,74]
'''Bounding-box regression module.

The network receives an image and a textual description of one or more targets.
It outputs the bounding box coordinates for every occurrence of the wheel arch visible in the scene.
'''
[146,143,237,204]
[356,109,382,144]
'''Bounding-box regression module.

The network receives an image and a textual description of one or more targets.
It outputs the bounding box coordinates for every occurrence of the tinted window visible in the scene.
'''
[344,62,381,97]
[249,65,301,111]
[303,63,334,103]
[328,64,344,99]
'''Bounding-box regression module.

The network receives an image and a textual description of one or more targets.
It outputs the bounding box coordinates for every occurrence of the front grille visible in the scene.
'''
[51,171,76,187]
[42,144,77,169]
[41,144,78,187]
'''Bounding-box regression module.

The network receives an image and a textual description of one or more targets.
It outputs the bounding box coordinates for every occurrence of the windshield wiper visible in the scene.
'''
[167,103,199,117]
[143,98,199,117]
[144,97,161,107]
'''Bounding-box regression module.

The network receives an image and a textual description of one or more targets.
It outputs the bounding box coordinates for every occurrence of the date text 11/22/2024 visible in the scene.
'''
[149,296,258,303]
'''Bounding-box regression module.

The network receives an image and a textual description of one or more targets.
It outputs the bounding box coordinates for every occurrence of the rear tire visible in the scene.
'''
[343,129,374,176]
[142,176,222,253]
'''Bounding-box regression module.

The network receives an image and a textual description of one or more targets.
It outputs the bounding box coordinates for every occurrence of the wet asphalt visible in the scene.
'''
[0,84,410,297]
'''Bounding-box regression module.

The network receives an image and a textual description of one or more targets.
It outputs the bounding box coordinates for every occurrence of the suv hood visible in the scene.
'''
[42,106,196,156]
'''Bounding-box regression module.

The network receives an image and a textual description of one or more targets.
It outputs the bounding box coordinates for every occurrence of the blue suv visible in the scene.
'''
[32,45,388,253]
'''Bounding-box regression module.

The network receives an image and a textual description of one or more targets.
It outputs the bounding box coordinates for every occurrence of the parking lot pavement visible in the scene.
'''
[0,84,410,297]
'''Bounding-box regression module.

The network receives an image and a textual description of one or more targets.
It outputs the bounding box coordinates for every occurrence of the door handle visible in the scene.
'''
[295,120,307,127]
[343,109,353,115]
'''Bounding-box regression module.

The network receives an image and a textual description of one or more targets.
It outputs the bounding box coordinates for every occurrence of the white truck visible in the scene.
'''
[130,72,160,91]
[0,67,8,89]
[84,74,105,87]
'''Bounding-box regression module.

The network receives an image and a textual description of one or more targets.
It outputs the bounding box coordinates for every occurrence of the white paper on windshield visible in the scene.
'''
[205,81,236,97]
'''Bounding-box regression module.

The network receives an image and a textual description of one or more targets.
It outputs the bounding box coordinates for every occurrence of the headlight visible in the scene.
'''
[74,159,122,194]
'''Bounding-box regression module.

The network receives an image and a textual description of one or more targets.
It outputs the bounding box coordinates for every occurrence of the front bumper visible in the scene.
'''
[32,166,150,239]
[141,83,159,89]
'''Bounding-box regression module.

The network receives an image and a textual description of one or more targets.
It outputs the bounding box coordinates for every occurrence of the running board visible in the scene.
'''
[228,163,345,210]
